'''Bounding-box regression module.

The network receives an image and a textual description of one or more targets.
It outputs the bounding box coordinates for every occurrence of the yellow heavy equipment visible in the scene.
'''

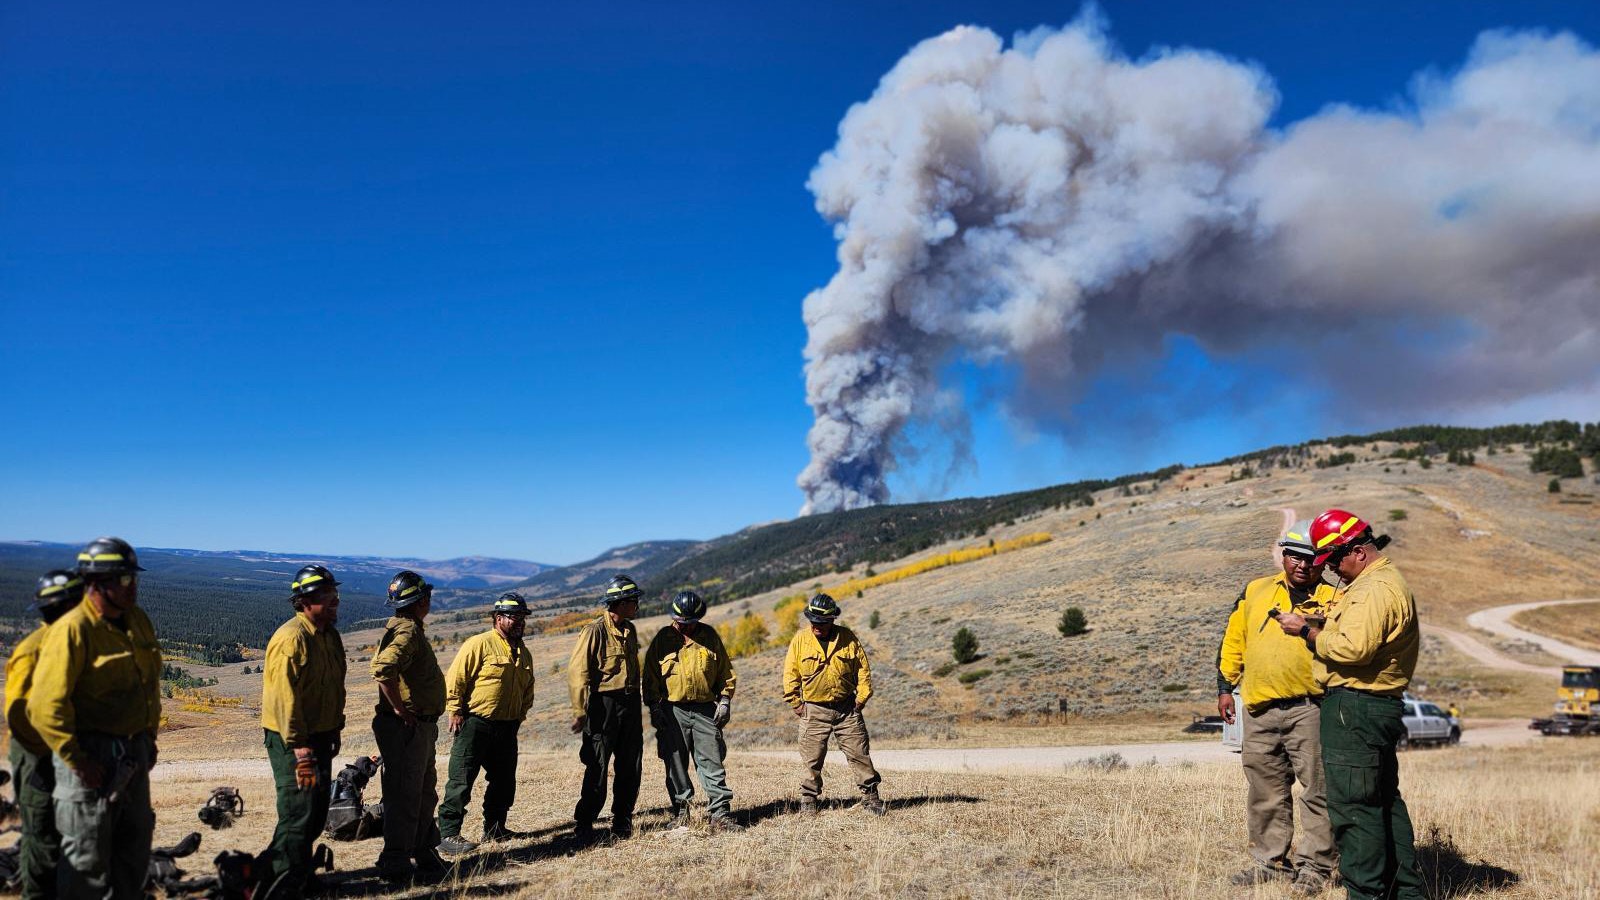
[1531,666,1600,736]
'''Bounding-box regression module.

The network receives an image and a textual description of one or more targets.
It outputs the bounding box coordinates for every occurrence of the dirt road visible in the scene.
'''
[753,718,1537,774]
[1426,622,1563,677]
[1466,599,1600,667]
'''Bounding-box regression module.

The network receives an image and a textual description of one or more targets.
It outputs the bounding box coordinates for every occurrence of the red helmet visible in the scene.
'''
[1310,509,1371,565]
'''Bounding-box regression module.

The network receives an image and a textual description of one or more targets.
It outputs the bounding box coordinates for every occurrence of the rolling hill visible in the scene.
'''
[467,420,1600,615]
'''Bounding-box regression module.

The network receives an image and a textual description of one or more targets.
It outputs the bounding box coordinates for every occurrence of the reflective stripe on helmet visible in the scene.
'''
[292,574,325,590]
[77,552,125,562]
[1315,515,1362,548]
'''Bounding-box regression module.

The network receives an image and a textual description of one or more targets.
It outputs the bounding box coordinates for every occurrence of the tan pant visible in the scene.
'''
[1241,700,1337,876]
[797,703,881,799]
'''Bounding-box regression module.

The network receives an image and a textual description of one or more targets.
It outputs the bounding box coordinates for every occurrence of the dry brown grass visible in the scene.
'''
[1512,602,1600,653]
[141,730,1598,899]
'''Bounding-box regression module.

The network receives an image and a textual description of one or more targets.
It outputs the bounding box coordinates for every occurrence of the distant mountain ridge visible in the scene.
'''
[502,539,702,607]
[148,547,552,589]
[0,543,552,654]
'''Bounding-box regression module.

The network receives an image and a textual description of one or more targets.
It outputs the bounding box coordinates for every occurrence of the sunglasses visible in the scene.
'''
[1324,540,1369,567]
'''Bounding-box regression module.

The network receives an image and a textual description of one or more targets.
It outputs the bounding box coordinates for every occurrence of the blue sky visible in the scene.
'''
[3,1,1598,563]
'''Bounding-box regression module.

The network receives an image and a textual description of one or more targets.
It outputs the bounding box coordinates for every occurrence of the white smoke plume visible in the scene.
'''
[798,13,1600,514]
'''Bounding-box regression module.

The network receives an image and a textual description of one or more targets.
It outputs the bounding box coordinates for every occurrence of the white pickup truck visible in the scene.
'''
[1400,697,1461,748]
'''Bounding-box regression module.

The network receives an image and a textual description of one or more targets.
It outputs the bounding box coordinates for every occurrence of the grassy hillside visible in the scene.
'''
[483,420,1596,617]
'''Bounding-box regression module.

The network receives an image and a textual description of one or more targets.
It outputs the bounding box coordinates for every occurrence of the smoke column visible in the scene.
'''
[798,14,1600,514]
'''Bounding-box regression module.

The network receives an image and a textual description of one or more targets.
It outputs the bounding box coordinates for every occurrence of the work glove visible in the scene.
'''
[713,698,732,728]
[649,703,668,730]
[294,753,318,791]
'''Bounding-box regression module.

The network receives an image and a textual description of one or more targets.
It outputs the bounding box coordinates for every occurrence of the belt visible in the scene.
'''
[380,708,441,723]
[1327,685,1401,700]
[808,699,857,713]
[1256,695,1318,712]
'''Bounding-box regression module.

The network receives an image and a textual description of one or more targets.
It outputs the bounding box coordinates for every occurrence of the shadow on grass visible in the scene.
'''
[733,792,982,827]
[1416,827,1520,898]
[326,795,986,893]
[319,795,984,895]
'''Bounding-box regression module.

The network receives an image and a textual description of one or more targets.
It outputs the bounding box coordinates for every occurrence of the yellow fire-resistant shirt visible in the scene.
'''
[567,613,639,717]
[782,625,872,709]
[4,625,52,755]
[447,628,536,722]
[643,623,737,705]
[371,616,446,717]
[27,602,162,769]
[1313,556,1420,696]
[262,612,348,746]
[1217,573,1338,712]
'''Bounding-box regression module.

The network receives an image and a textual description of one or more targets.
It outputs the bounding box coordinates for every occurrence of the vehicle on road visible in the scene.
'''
[1530,666,1600,736]
[1400,697,1459,748]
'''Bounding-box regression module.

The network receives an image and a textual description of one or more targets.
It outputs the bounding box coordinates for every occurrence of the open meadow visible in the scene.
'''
[141,729,1598,899]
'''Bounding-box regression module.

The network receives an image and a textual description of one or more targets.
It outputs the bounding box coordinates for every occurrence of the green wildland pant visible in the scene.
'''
[10,742,61,900]
[438,716,521,838]
[654,701,732,818]
[797,702,881,799]
[1321,689,1425,900]
[51,731,154,900]
[574,691,642,830]
[372,712,441,866]
[263,729,336,896]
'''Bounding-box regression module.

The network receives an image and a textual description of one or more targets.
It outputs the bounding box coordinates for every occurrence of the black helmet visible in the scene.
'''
[35,569,85,619]
[603,575,641,606]
[76,536,145,577]
[387,570,432,609]
[804,592,840,624]
[493,592,530,617]
[670,590,706,624]
[289,564,340,601]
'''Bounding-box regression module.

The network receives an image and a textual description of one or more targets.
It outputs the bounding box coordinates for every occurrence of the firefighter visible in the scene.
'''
[370,570,448,881]
[568,575,644,842]
[1275,509,1425,900]
[782,593,884,816]
[1217,521,1339,893]
[260,564,347,898]
[436,592,537,853]
[4,570,85,899]
[643,591,740,831]
[27,537,162,899]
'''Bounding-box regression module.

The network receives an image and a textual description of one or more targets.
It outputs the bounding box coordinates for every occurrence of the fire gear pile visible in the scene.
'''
[197,787,245,830]
[324,756,385,842]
